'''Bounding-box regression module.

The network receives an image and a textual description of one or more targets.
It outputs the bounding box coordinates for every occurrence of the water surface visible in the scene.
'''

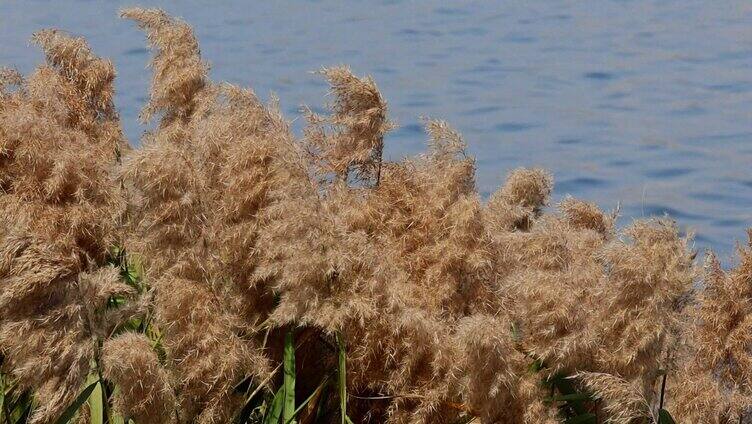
[2,0,752,260]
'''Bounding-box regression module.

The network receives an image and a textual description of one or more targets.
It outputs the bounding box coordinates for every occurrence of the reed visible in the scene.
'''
[0,7,748,424]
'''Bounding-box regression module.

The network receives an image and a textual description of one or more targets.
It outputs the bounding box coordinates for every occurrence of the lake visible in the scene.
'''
[2,0,752,261]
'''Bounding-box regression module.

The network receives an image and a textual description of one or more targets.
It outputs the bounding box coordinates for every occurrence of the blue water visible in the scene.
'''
[2,1,752,261]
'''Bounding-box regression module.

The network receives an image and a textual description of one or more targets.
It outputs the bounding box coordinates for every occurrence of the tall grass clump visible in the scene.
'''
[0,30,132,423]
[668,244,752,423]
[1,7,751,424]
[117,8,310,423]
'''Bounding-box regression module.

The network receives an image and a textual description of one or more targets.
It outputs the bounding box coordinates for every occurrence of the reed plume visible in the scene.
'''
[118,8,316,422]
[101,333,175,423]
[576,372,651,423]
[479,183,694,421]
[670,244,752,423]
[304,66,393,185]
[0,30,127,423]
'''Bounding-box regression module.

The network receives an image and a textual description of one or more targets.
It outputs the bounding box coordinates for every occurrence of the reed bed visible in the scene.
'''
[0,7,749,424]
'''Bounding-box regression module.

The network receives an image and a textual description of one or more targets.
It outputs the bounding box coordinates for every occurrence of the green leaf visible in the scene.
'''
[550,374,588,416]
[337,333,347,424]
[283,330,296,424]
[87,381,104,424]
[658,409,677,424]
[4,380,19,397]
[15,399,32,424]
[528,358,545,373]
[7,389,32,423]
[82,362,107,424]
[283,376,330,424]
[565,413,596,424]
[263,387,284,424]
[108,389,126,424]
[54,380,99,424]
[0,383,5,423]
[111,416,126,424]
